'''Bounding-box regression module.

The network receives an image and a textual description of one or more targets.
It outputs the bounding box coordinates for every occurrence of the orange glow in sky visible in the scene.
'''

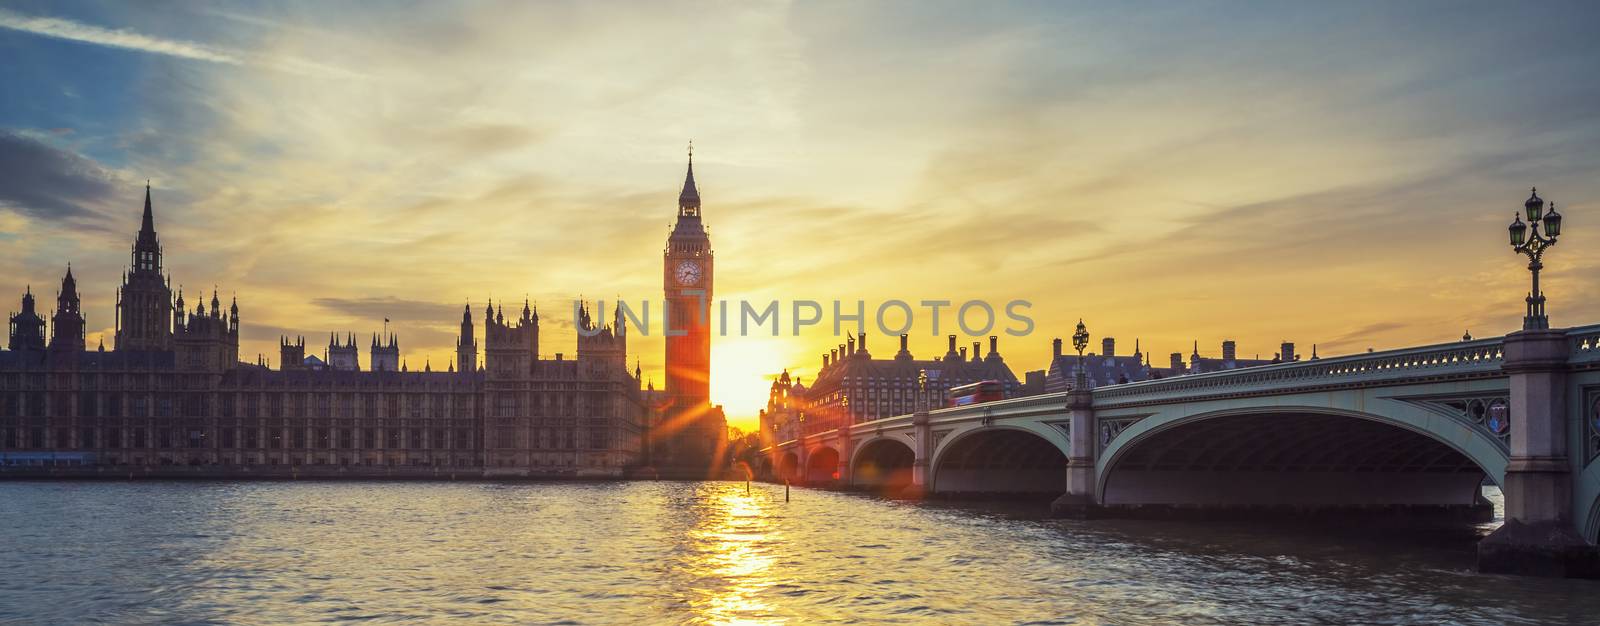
[2,4,1599,430]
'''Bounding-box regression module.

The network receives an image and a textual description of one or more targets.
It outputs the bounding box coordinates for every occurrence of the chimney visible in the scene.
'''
[1102,337,1115,358]
[988,335,999,359]
[947,334,957,353]
[1222,340,1237,362]
[972,341,981,361]
[959,346,968,360]
[1280,342,1296,362]
[1052,338,1062,358]
[823,353,831,368]
[1171,352,1183,371]
[859,332,868,354]
[897,334,911,360]
[830,348,838,364]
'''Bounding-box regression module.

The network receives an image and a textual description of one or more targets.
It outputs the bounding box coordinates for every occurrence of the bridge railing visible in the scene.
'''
[847,390,1077,434]
[812,324,1600,442]
[1092,335,1508,406]
[1572,324,1600,365]
[1092,324,1600,406]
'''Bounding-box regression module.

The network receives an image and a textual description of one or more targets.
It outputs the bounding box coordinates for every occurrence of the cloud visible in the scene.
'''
[311,297,461,324]
[239,322,310,343]
[0,130,115,223]
[0,8,359,78]
[6,2,1600,426]
[1318,322,1409,352]
[0,8,241,65]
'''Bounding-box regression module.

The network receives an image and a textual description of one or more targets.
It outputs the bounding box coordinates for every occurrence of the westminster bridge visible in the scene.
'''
[762,324,1600,577]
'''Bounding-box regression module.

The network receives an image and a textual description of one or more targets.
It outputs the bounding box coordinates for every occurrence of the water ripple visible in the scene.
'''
[0,482,1596,624]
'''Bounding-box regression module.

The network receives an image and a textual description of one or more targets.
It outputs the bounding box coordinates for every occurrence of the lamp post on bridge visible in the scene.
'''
[1052,319,1099,518]
[917,369,930,414]
[1072,319,1090,390]
[907,369,932,498]
[1480,186,1598,578]
[836,394,851,485]
[1508,188,1564,330]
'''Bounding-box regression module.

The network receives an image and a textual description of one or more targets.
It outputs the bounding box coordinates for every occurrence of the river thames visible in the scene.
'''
[0,481,1595,625]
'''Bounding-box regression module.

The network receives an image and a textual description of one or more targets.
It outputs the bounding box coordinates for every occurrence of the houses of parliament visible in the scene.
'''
[0,157,726,477]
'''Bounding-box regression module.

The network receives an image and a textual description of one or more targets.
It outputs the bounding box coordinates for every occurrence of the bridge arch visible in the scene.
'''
[851,437,916,495]
[1096,406,1504,510]
[752,455,773,481]
[804,445,840,485]
[1588,497,1600,544]
[930,425,1069,496]
[776,451,800,483]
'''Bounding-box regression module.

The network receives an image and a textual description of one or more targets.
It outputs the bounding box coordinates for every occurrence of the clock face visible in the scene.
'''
[675,260,702,286]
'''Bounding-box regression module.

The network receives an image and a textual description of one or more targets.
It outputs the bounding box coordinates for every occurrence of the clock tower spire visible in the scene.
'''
[661,142,723,473]
[679,140,700,216]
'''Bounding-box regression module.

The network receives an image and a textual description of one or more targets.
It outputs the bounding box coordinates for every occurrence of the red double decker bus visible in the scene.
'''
[947,380,1004,407]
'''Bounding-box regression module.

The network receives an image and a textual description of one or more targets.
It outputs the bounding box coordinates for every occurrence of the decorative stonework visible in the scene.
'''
[1098,418,1141,451]
[1045,420,1071,441]
[932,429,952,448]
[1402,396,1511,451]
[1586,387,1600,466]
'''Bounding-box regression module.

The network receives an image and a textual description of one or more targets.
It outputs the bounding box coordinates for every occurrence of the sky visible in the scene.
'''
[2,1,1599,429]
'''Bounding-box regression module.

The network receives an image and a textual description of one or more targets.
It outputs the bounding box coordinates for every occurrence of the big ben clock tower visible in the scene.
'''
[661,144,723,472]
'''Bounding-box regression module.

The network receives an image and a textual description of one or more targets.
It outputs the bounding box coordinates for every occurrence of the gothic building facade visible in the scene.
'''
[759,332,1023,445]
[0,184,652,476]
[1040,337,1307,394]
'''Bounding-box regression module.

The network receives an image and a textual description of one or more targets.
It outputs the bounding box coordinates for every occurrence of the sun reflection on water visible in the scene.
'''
[687,483,782,626]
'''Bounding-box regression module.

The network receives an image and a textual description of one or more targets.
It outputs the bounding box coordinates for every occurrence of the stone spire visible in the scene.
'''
[50,264,85,351]
[678,141,700,214]
[61,263,76,297]
[141,181,155,234]
[133,182,161,264]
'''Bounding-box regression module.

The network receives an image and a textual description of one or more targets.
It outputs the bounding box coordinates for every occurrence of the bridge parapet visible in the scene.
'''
[1092,336,1512,408]
[1570,325,1600,365]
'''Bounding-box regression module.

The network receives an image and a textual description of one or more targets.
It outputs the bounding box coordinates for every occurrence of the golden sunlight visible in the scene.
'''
[689,484,781,625]
[711,335,794,431]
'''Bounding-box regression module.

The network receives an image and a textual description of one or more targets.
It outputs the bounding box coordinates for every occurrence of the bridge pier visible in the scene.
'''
[902,408,931,499]
[1051,387,1100,518]
[835,425,853,488]
[1479,329,1600,577]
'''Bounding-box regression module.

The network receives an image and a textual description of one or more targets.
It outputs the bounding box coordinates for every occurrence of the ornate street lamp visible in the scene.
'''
[917,369,929,413]
[1508,188,1565,330]
[1072,319,1089,389]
